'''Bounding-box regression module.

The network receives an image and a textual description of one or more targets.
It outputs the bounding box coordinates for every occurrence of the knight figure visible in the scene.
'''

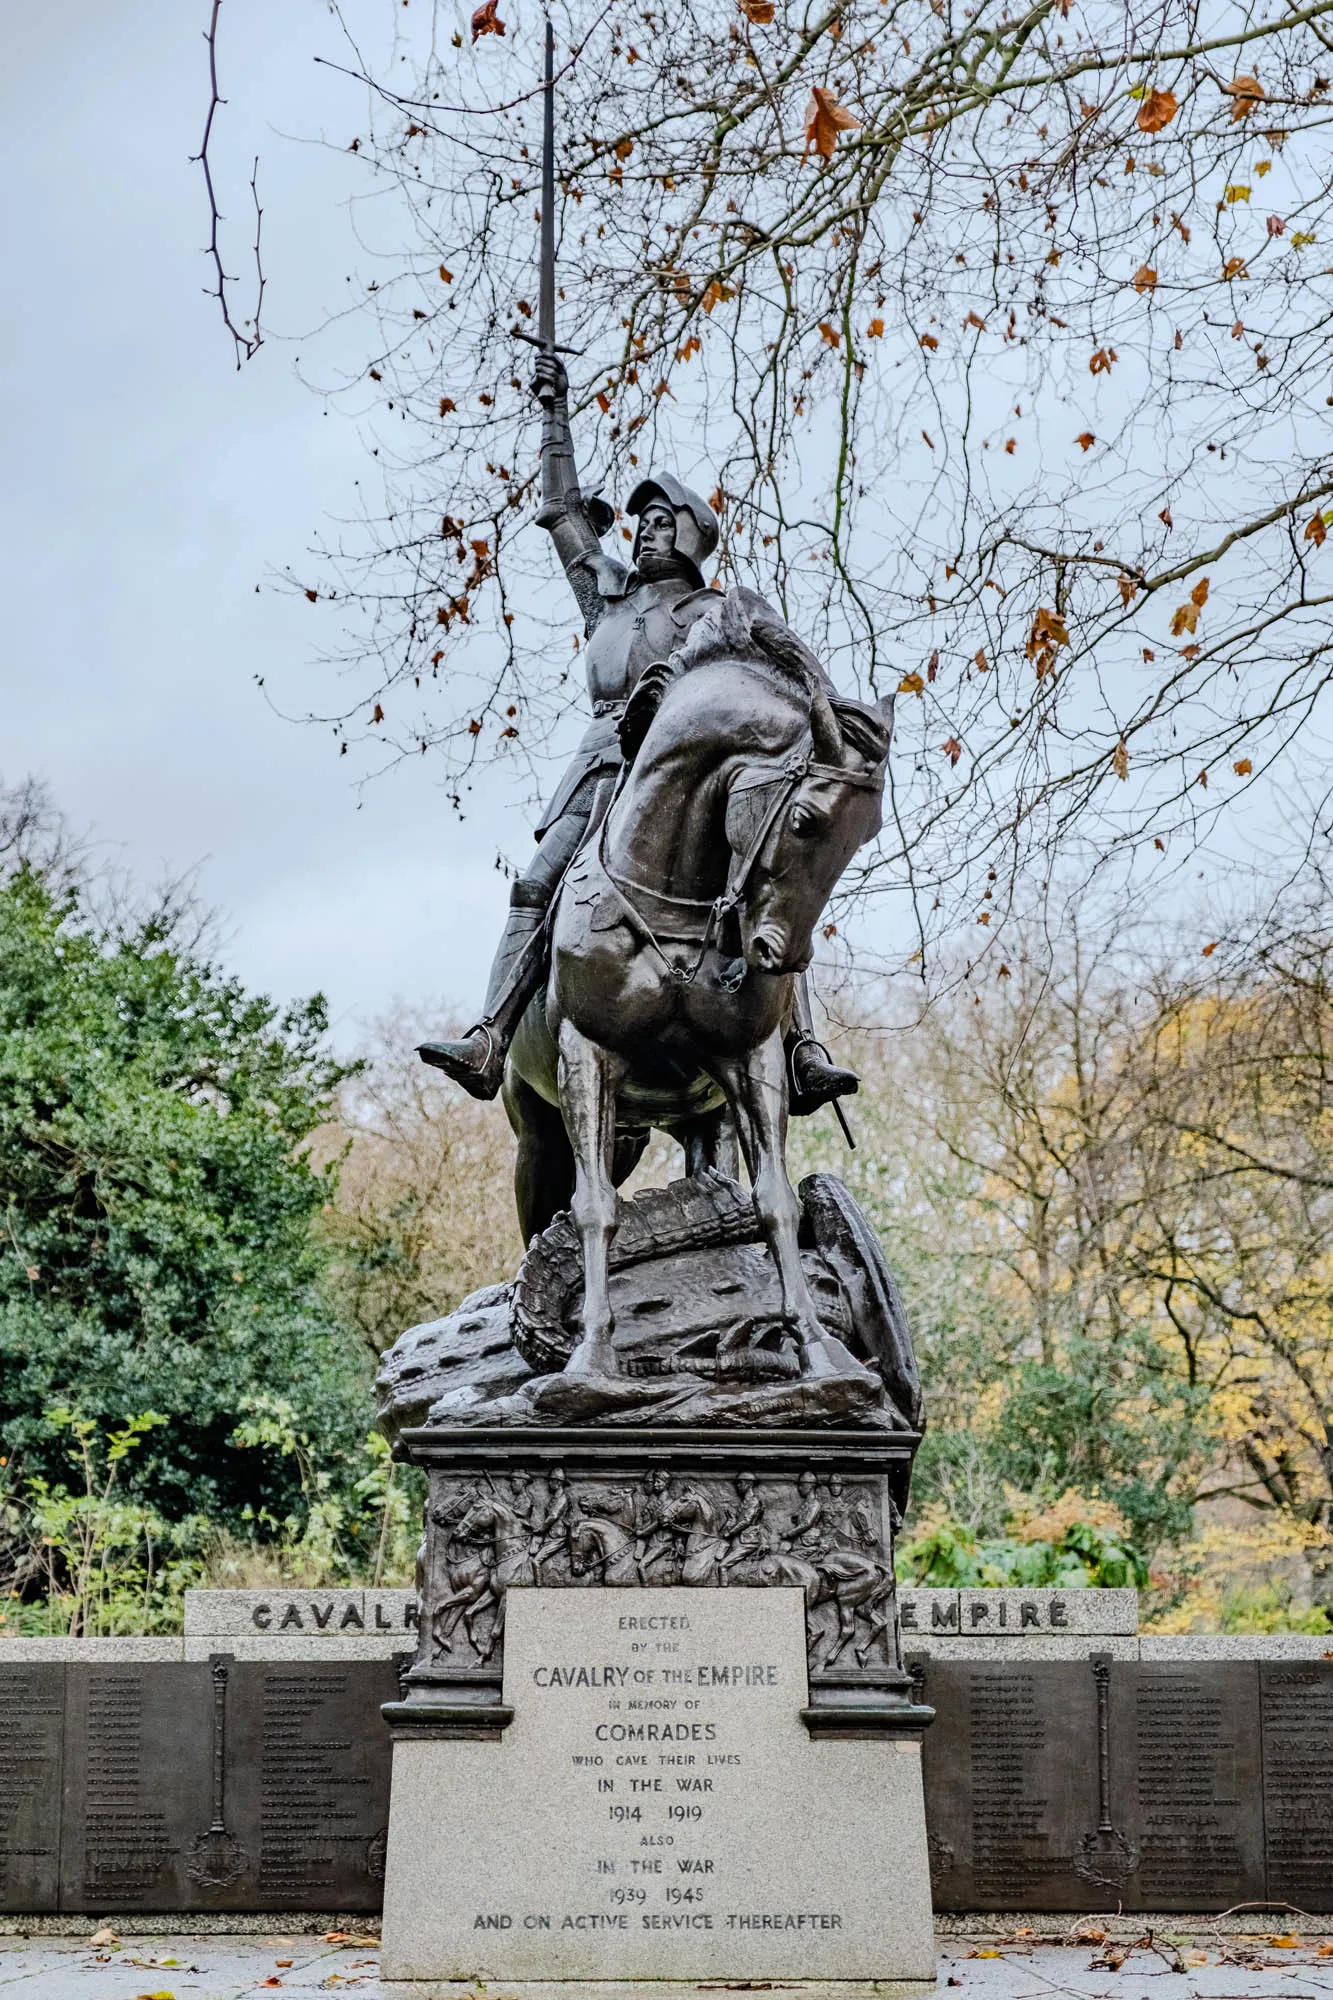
[418,347,860,1123]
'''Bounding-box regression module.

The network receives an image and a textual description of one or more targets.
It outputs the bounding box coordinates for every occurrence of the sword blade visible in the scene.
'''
[538,16,556,356]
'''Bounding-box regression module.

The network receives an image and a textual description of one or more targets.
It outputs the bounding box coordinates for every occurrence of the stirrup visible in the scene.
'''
[417,1023,504,1100]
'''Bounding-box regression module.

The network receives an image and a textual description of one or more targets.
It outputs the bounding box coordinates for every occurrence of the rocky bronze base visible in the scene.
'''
[387,1425,930,1741]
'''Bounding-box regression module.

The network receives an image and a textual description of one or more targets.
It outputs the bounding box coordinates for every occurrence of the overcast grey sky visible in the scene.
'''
[2,2,550,1040]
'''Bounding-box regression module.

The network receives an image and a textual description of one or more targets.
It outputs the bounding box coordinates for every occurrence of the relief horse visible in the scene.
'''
[505,589,893,1383]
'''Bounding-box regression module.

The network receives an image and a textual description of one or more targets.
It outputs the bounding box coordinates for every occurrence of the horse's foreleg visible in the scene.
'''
[711,1033,825,1363]
[558,1019,627,1378]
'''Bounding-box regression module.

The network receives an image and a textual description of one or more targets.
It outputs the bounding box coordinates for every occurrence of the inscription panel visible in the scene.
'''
[1111,1663,1263,1911]
[59,1664,214,1911]
[0,1665,65,1912]
[1261,1661,1333,1911]
[225,1661,397,1910]
[915,1658,1098,1910]
[382,1587,936,1984]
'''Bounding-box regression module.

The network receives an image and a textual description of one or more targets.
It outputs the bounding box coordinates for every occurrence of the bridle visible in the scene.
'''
[596,739,883,990]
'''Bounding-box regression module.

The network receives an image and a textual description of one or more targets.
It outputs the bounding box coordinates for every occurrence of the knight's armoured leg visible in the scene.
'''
[418,880,551,1099]
[418,774,605,1100]
[785,971,859,1117]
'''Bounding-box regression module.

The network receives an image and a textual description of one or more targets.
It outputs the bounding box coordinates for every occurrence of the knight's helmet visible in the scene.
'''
[627,473,720,589]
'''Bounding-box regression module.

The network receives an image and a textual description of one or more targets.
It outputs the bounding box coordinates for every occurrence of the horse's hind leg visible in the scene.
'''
[558,1020,628,1378]
[680,1105,740,1181]
[503,1067,574,1242]
[710,1032,826,1364]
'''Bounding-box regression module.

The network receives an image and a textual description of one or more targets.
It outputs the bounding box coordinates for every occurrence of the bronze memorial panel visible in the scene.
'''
[1109,1662,1264,1911]
[915,1658,1100,1911]
[59,1663,215,1911]
[1261,1661,1333,1912]
[222,1660,398,1911]
[0,1664,65,1913]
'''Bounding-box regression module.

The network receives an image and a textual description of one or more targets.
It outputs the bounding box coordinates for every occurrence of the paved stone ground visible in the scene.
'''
[2,1923,1332,1999]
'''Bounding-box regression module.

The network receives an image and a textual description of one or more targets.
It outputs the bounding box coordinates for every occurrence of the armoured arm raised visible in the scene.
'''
[532,353,626,634]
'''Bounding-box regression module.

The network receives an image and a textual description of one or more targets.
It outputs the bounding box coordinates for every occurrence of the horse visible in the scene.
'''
[504,588,893,1382]
[568,1512,644,1586]
[758,1545,898,1667]
[440,1491,539,1663]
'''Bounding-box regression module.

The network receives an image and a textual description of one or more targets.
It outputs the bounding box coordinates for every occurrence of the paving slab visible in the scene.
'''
[2,1928,1333,2000]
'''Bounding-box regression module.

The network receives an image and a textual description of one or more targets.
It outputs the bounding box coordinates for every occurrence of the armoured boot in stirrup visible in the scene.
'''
[418,883,550,1100]
[784,972,859,1117]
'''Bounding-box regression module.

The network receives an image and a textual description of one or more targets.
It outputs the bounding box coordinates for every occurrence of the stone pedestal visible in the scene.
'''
[381,1587,936,1991]
[384,1425,928,1737]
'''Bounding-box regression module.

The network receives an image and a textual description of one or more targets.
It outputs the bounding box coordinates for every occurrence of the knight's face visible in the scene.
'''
[635,501,677,561]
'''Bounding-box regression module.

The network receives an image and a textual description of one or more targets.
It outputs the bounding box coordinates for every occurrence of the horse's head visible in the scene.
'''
[725,687,893,976]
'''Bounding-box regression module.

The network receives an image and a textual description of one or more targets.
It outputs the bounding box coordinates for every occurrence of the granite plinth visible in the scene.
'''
[381,1587,935,1987]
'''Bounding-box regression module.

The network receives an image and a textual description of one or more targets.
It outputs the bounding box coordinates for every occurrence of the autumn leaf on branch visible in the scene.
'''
[1076,430,1096,450]
[1133,265,1157,293]
[471,0,505,39]
[1112,738,1129,780]
[1223,73,1265,120]
[1170,576,1209,635]
[1089,347,1117,374]
[1136,88,1178,133]
[1026,605,1071,679]
[803,86,859,163]
[1305,511,1328,546]
[738,0,775,19]
[1234,757,1253,774]
[942,736,963,766]
[898,671,925,695]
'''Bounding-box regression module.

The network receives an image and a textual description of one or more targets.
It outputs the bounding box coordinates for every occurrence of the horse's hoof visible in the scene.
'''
[565,1339,618,1382]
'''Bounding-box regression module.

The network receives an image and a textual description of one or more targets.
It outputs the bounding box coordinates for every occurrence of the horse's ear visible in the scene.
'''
[809,686,844,764]
[877,690,896,745]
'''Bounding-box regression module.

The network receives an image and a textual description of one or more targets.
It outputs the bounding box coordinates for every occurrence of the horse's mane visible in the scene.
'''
[618,586,891,769]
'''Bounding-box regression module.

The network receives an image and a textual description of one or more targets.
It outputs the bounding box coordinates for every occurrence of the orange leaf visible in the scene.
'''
[1136,87,1178,133]
[470,0,505,39]
[897,671,925,695]
[739,0,775,18]
[439,264,454,283]
[942,735,962,765]
[868,318,886,337]
[803,85,859,162]
[1118,575,1136,607]
[1224,73,1265,120]
[439,396,456,414]
[1170,602,1199,636]
[1076,430,1096,451]
[596,391,611,413]
[1089,346,1117,374]
[1190,576,1210,608]
[963,310,987,331]
[1233,757,1253,774]
[372,702,385,723]
[1133,264,1158,292]
[1305,510,1328,545]
[918,330,937,349]
[974,647,989,672]
[1223,256,1248,279]
[1112,738,1129,780]
[1202,940,1218,955]
[818,321,841,347]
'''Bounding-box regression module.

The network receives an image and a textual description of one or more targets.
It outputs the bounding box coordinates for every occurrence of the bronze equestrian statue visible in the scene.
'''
[418,352,859,1131]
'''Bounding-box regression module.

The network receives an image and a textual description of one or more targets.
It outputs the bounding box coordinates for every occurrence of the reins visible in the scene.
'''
[595,738,881,990]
